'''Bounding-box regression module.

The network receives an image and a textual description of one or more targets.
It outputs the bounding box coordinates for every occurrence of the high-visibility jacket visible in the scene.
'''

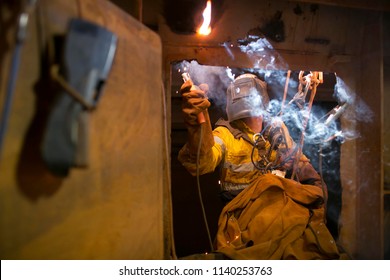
[178,118,324,198]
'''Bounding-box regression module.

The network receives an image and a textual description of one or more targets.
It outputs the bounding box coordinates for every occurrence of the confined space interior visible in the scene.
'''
[170,60,351,257]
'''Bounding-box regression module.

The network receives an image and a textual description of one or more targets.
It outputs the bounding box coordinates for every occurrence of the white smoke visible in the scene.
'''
[246,87,269,118]
[174,60,234,110]
[174,42,374,149]
[239,37,274,53]
[335,76,374,123]
[238,37,289,70]
[226,67,235,81]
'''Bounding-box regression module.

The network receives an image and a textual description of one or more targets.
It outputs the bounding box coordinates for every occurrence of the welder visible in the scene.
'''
[177,73,347,260]
[178,73,323,202]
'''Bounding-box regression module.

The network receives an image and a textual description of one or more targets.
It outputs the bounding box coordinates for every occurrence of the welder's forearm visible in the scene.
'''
[178,110,222,176]
[178,143,221,176]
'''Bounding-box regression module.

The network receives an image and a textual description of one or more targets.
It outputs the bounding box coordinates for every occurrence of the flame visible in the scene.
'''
[198,1,212,35]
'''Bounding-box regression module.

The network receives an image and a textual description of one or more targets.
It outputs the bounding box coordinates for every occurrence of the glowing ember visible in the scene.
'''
[198,1,212,35]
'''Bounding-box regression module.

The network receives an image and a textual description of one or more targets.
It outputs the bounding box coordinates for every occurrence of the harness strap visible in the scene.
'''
[215,118,272,145]
[215,118,254,145]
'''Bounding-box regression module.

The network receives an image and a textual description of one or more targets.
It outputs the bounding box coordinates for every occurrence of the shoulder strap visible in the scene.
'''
[215,118,254,145]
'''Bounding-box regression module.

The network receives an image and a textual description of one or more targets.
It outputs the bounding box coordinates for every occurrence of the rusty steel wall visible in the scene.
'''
[0,0,166,259]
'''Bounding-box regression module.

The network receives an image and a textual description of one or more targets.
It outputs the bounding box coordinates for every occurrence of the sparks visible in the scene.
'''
[198,1,212,35]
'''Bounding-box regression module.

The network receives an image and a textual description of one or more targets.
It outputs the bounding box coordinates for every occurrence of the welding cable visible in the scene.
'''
[196,123,214,252]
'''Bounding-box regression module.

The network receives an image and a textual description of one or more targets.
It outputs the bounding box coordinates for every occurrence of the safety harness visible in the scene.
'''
[215,118,269,145]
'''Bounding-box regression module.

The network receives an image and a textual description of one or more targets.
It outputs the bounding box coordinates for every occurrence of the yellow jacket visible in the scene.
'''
[178,118,322,196]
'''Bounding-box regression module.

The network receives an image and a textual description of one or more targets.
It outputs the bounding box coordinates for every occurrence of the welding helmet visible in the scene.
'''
[226,73,270,121]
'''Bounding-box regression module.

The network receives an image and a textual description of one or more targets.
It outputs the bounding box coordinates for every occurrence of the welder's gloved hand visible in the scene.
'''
[180,80,210,126]
[178,80,214,161]
[268,118,297,170]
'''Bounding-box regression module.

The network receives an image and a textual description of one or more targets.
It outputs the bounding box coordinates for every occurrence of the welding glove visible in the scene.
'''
[268,119,297,170]
[181,80,210,125]
[180,80,214,156]
[269,120,325,190]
